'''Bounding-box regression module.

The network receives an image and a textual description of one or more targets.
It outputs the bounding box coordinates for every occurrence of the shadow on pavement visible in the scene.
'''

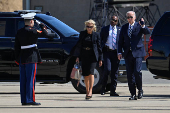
[0,92,79,94]
[143,94,170,99]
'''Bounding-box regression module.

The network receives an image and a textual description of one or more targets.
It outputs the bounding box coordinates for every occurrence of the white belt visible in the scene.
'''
[21,44,37,49]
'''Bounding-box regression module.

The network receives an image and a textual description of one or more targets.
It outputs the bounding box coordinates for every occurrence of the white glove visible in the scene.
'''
[35,20,41,25]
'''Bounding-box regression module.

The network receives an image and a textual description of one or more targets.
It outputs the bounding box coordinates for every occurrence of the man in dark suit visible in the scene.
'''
[118,11,150,100]
[100,15,121,96]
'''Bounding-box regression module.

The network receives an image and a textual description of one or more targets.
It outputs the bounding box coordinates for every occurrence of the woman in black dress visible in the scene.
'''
[75,19,103,99]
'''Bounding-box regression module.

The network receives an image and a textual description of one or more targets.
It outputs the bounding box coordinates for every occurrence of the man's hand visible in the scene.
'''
[39,23,46,29]
[35,20,41,25]
[76,57,79,63]
[118,54,122,60]
[139,18,145,28]
[99,60,102,67]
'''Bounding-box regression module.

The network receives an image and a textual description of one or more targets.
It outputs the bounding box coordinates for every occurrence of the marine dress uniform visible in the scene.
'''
[14,13,50,105]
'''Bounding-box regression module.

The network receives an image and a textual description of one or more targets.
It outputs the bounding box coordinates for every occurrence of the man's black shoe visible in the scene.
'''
[22,103,29,106]
[138,90,143,99]
[129,95,137,100]
[110,92,119,96]
[22,102,41,106]
[100,90,105,95]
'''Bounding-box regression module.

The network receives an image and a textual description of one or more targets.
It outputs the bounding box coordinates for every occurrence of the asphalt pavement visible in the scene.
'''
[0,62,170,113]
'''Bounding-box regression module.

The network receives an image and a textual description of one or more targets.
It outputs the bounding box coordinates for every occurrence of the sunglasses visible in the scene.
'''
[86,26,94,28]
[127,16,133,19]
[111,19,118,22]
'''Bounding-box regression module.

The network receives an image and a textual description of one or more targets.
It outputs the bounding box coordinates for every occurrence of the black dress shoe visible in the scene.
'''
[22,103,29,106]
[110,92,119,96]
[138,90,143,99]
[22,102,41,106]
[129,95,137,100]
[100,90,105,95]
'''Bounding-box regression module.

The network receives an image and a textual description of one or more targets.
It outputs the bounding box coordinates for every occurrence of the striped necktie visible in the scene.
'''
[112,27,116,50]
[129,25,132,38]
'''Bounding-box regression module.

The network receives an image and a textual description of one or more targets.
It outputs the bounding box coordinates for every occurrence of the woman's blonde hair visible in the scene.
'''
[84,19,97,32]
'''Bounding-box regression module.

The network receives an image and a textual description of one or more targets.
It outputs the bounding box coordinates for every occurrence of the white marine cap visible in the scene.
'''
[20,13,36,19]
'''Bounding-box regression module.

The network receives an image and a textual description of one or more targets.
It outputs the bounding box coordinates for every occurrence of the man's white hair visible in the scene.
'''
[126,11,136,17]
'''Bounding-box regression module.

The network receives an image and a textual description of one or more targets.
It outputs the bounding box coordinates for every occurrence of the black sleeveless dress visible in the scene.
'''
[81,33,97,76]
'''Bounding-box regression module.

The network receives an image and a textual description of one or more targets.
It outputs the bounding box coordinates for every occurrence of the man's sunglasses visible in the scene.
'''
[86,26,94,28]
[111,19,118,22]
[127,16,133,19]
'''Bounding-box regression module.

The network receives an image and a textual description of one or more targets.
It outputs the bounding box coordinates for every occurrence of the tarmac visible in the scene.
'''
[0,82,170,113]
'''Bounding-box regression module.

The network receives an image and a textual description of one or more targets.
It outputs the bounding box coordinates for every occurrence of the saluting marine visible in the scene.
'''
[15,13,53,105]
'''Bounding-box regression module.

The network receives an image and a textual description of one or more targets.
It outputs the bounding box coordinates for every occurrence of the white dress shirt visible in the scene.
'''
[128,21,135,36]
[105,25,117,50]
[118,21,145,55]
[128,21,145,35]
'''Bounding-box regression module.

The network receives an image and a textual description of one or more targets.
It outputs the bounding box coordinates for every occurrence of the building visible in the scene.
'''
[22,0,170,32]
[0,0,22,12]
[23,0,91,32]
[1,0,170,32]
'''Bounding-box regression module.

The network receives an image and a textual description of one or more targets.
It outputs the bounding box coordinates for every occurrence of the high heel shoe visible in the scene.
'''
[85,95,91,100]
[85,95,92,100]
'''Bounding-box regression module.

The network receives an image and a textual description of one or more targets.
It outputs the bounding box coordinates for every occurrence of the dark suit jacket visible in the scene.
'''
[118,22,150,58]
[72,30,103,61]
[15,25,50,64]
[100,25,121,49]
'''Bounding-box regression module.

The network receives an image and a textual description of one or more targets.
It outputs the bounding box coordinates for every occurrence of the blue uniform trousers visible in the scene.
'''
[19,63,37,104]
[101,50,119,93]
[125,51,142,96]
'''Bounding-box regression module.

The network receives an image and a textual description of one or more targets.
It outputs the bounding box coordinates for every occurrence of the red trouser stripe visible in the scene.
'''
[33,63,37,102]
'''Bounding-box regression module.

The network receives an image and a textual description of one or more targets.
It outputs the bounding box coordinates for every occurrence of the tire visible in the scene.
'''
[149,69,169,77]
[71,66,103,94]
